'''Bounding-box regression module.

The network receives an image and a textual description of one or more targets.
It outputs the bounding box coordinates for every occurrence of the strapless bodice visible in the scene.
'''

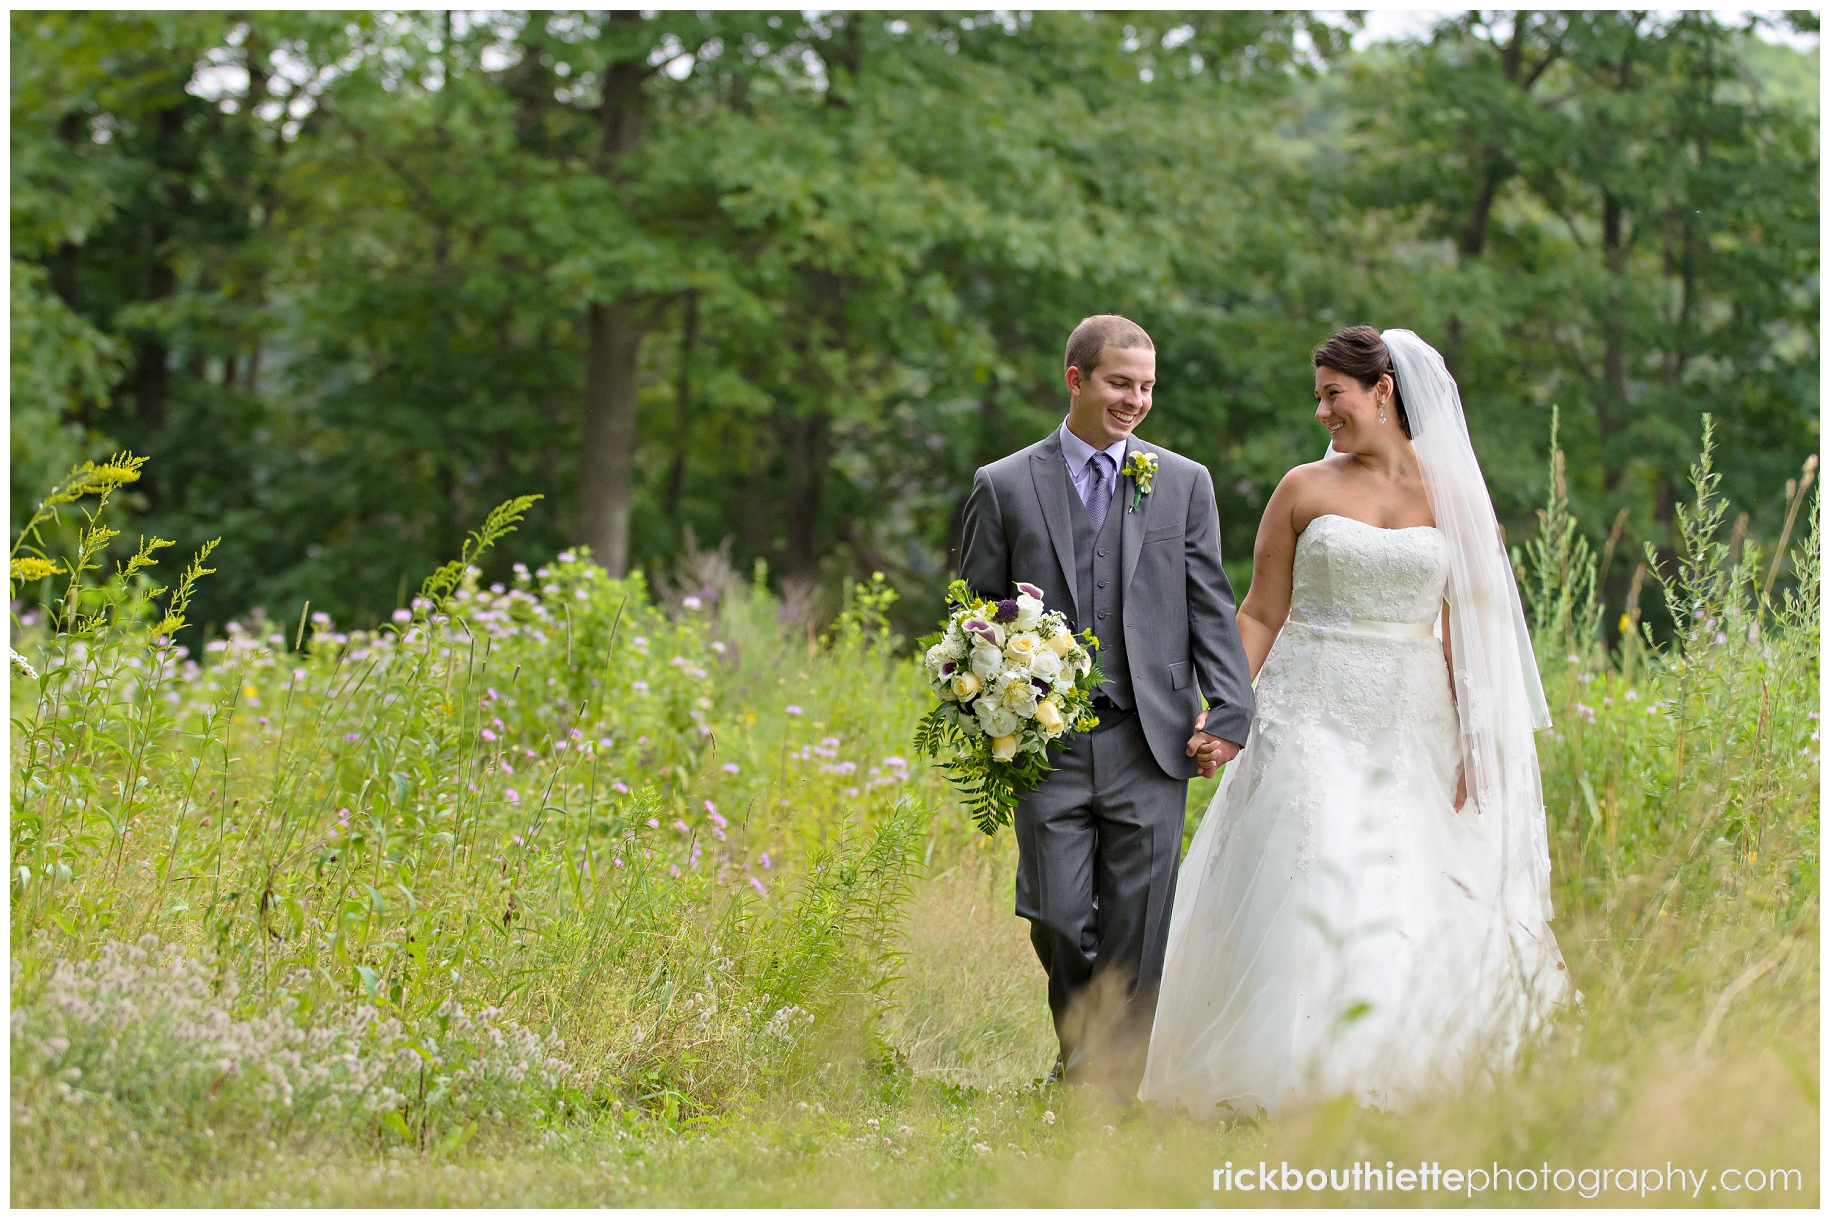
[1289,514,1449,628]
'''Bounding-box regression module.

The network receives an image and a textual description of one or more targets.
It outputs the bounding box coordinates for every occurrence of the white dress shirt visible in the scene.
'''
[1058,419,1129,512]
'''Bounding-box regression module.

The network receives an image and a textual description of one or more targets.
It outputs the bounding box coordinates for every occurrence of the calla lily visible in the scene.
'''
[1015,582,1044,600]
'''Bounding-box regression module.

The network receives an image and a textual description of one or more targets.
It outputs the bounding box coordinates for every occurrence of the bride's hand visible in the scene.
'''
[1453,768,1469,813]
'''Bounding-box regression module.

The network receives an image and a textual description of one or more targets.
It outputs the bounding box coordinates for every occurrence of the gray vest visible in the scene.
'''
[1067,467,1134,709]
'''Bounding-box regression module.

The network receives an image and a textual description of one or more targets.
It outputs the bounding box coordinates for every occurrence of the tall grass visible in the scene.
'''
[11,417,1819,1206]
[11,464,936,1195]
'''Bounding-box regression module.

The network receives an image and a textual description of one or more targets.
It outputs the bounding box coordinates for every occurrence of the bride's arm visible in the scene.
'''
[1235,474,1302,680]
[1442,602,1470,812]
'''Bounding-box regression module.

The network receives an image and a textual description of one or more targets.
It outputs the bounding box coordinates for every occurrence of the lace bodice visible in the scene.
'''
[1289,515,1449,628]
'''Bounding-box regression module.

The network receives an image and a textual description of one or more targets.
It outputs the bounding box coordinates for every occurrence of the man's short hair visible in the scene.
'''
[1064,314,1154,379]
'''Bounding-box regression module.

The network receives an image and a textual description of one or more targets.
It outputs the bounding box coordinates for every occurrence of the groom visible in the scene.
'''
[959,314,1255,1098]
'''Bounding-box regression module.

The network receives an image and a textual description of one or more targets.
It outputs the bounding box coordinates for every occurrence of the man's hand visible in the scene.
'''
[1185,709,1243,779]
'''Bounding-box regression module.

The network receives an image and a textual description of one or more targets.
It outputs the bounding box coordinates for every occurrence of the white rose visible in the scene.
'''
[978,705,1021,739]
[1013,594,1044,630]
[1005,633,1042,664]
[1047,631,1076,657]
[950,671,983,701]
[1028,648,1062,682]
[970,644,1003,681]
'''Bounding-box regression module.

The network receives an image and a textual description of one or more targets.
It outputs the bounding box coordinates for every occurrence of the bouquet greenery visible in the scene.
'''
[912,579,1105,834]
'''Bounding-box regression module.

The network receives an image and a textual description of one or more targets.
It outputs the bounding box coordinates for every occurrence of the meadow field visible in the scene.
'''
[9,427,1818,1207]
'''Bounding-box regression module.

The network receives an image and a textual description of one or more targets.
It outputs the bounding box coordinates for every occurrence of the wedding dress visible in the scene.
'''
[1137,513,1572,1118]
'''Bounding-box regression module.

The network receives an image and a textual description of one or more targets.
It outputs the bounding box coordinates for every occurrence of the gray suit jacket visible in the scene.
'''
[959,429,1255,780]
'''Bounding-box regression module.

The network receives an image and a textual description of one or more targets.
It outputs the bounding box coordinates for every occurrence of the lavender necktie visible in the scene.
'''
[1085,451,1115,534]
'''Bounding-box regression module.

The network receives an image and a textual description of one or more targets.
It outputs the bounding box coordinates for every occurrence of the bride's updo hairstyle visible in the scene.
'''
[1312,325,1411,438]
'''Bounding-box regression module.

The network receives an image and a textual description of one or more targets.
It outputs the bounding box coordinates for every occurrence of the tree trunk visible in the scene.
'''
[781,409,831,582]
[665,290,699,526]
[1599,189,1627,491]
[573,13,652,576]
[576,299,643,575]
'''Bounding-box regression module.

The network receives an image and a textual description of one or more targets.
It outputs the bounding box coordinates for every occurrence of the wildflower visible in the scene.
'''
[344,732,361,743]
[505,789,520,804]
[1625,689,1638,701]
[899,1125,914,1136]
[669,864,681,877]
[749,877,768,897]
[481,728,497,742]
[632,682,648,694]
[614,782,631,795]
[613,858,625,868]
[674,819,690,833]
[569,728,584,740]
[683,596,703,610]
[760,852,772,869]
[710,641,727,654]
[392,609,412,624]
[722,763,741,774]
[502,761,515,775]
[600,738,615,748]
[785,705,803,716]
[645,817,659,828]
[557,551,576,563]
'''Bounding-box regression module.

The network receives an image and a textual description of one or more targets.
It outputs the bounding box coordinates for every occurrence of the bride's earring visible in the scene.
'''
[1378,400,1387,425]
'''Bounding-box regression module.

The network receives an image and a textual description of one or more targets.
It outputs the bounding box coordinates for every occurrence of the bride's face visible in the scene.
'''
[1314,365,1390,452]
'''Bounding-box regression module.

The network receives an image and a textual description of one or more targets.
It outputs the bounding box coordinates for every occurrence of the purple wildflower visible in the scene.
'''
[993,599,1019,623]
[749,876,768,897]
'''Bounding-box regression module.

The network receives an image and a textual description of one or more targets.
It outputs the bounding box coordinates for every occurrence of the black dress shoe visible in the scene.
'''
[1046,1053,1066,1085]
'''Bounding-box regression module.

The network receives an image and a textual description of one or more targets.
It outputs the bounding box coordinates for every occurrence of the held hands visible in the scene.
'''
[1453,765,1470,813]
[1186,708,1243,779]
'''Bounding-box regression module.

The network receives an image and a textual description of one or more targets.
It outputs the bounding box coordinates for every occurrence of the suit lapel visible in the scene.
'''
[1029,433,1081,625]
[1120,437,1154,596]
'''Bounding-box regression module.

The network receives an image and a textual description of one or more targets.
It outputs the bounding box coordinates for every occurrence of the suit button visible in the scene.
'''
[1097,549,1107,558]
[1097,611,1108,620]
[1097,580,1108,589]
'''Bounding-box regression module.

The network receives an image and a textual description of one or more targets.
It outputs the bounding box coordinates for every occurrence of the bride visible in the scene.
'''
[1138,326,1572,1119]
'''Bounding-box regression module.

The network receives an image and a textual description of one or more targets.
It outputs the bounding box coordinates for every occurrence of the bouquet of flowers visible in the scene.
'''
[912,578,1104,834]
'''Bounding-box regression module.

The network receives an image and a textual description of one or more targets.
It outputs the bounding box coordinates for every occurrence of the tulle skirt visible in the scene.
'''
[1138,621,1571,1118]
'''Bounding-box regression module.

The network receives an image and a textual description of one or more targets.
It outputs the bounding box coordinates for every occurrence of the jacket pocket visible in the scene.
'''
[1142,524,1184,546]
[1169,661,1192,690]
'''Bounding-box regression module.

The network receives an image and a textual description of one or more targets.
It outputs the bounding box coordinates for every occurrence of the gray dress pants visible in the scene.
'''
[1013,711,1189,1096]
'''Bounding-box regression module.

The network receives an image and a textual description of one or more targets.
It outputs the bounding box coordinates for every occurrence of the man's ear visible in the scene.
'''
[1065,365,1084,397]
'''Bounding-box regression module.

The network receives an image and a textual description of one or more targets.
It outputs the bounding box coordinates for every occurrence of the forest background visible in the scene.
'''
[11,8,1820,638]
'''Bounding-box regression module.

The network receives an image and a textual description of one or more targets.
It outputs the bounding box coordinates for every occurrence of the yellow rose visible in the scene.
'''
[1006,633,1040,662]
[990,734,1019,762]
[951,671,983,700]
[1034,699,1064,732]
[1046,632,1075,657]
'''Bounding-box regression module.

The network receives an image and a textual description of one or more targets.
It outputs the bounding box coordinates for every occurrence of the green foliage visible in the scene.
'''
[12,12,1812,638]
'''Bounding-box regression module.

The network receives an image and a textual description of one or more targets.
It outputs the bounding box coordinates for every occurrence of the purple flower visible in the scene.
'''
[613,857,626,868]
[392,609,412,624]
[722,763,741,775]
[760,852,772,869]
[505,788,520,804]
[674,819,690,833]
[481,728,497,742]
[645,817,660,828]
[785,705,803,716]
[669,864,681,878]
[749,876,768,897]
[963,619,996,643]
[600,738,615,748]
[1015,582,1044,600]
[993,599,1019,623]
[613,781,630,795]
[344,732,361,743]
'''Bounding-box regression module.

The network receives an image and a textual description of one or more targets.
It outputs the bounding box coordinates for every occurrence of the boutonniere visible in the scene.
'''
[1122,451,1158,512]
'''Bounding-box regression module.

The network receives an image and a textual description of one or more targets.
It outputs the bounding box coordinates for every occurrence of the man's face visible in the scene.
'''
[1065,345,1156,448]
